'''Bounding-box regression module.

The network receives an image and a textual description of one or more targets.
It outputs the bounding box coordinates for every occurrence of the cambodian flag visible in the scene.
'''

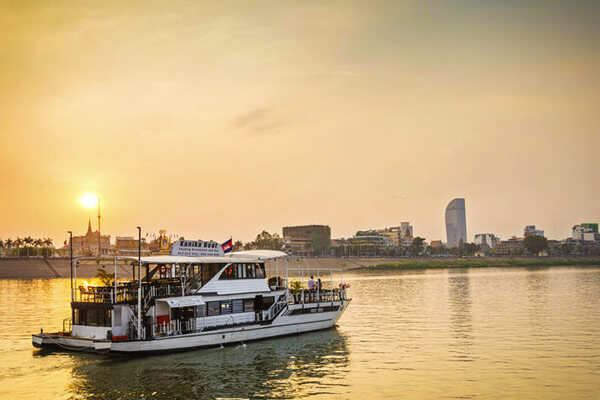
[221,238,233,253]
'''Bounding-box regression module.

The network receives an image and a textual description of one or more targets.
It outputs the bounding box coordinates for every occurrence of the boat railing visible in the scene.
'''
[267,296,288,320]
[290,287,349,305]
[75,282,183,304]
[128,310,146,340]
[151,313,260,338]
[152,319,197,337]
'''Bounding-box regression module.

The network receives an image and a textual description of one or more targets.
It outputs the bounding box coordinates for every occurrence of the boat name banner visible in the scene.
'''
[171,240,224,257]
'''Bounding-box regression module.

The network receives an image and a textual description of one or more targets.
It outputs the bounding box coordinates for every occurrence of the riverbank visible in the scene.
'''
[0,258,136,279]
[1,256,599,279]
[361,257,600,270]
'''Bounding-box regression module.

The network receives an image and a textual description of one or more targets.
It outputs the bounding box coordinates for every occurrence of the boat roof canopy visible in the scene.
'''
[74,250,288,265]
[157,296,205,308]
[121,255,263,264]
[227,250,288,260]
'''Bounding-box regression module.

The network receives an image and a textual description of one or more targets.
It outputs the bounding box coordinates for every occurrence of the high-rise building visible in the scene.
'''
[445,198,467,248]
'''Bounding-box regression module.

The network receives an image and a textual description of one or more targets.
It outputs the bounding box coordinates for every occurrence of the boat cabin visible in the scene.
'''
[69,251,348,341]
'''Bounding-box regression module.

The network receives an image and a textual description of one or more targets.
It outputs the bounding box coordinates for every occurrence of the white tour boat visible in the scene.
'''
[32,242,350,354]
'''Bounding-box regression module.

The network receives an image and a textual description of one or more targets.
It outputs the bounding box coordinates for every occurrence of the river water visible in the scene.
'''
[1,266,599,399]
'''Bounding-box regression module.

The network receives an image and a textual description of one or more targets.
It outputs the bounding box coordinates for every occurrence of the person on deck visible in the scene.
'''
[308,276,315,302]
[317,278,323,300]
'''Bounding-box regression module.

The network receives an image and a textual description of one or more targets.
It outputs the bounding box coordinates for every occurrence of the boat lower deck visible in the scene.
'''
[32,301,350,354]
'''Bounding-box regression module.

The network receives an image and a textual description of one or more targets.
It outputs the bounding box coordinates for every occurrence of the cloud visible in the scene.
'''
[230,107,285,136]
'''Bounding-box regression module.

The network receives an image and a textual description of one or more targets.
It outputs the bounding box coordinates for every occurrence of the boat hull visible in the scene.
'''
[32,300,350,354]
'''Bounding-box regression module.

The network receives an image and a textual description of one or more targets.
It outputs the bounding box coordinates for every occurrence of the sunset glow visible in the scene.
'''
[79,194,98,209]
[0,1,597,244]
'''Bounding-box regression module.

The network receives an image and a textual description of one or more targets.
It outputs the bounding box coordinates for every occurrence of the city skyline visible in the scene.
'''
[1,1,598,245]
[1,207,594,247]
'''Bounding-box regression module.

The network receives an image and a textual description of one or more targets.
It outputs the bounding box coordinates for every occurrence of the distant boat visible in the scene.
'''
[32,246,350,354]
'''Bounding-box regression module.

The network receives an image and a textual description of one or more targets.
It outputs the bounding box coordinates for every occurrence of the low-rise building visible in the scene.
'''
[375,222,413,247]
[493,237,524,255]
[474,233,499,249]
[56,219,115,257]
[572,223,599,243]
[429,240,444,249]
[350,231,393,248]
[282,225,331,254]
[115,236,151,256]
[524,225,544,237]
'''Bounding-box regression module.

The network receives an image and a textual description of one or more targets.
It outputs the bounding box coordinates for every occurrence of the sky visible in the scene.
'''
[0,0,599,245]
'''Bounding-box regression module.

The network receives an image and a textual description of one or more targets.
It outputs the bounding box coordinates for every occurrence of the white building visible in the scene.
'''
[445,198,467,248]
[572,223,599,242]
[474,233,499,248]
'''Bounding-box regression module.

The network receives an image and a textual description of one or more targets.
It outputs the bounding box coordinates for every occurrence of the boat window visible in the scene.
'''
[172,307,195,320]
[263,297,274,309]
[207,301,220,316]
[243,298,254,312]
[221,265,235,280]
[87,309,99,326]
[74,309,82,325]
[219,263,265,280]
[232,299,244,313]
[72,307,110,327]
[196,305,205,317]
[201,263,227,286]
[220,301,232,315]
[255,264,265,278]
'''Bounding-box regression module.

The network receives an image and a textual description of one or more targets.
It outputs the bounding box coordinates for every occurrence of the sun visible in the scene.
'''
[79,193,98,208]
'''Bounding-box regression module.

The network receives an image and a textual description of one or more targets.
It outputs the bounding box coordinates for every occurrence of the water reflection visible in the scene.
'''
[526,268,550,313]
[65,329,349,399]
[447,270,475,362]
[2,268,600,399]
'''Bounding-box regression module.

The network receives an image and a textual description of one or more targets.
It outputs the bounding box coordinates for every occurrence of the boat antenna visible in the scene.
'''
[68,231,73,301]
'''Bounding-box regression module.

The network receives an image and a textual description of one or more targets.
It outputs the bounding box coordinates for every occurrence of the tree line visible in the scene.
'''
[0,237,54,257]
[233,231,598,257]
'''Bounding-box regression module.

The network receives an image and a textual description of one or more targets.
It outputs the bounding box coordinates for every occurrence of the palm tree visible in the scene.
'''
[95,268,115,286]
[24,236,34,257]
[34,239,43,257]
[5,238,13,256]
[43,238,53,258]
[0,239,4,258]
[15,237,23,257]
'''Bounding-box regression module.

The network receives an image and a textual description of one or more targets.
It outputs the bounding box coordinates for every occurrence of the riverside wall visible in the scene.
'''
[2,256,598,280]
[0,257,390,280]
[0,258,140,280]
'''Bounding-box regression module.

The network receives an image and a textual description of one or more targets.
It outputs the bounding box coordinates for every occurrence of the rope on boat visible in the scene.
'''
[39,333,109,353]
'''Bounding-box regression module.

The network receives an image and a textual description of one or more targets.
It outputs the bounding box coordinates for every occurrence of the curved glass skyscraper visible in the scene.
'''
[445,198,467,248]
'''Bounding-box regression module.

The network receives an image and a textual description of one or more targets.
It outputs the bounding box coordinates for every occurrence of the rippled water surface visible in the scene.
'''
[1,266,600,399]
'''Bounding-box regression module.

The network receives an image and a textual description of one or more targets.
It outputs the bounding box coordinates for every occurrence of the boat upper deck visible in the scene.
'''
[71,251,348,307]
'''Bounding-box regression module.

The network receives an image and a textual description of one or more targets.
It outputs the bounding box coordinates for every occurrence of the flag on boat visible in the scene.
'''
[221,238,233,254]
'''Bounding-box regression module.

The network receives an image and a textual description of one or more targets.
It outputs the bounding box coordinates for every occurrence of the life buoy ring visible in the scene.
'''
[159,266,167,275]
